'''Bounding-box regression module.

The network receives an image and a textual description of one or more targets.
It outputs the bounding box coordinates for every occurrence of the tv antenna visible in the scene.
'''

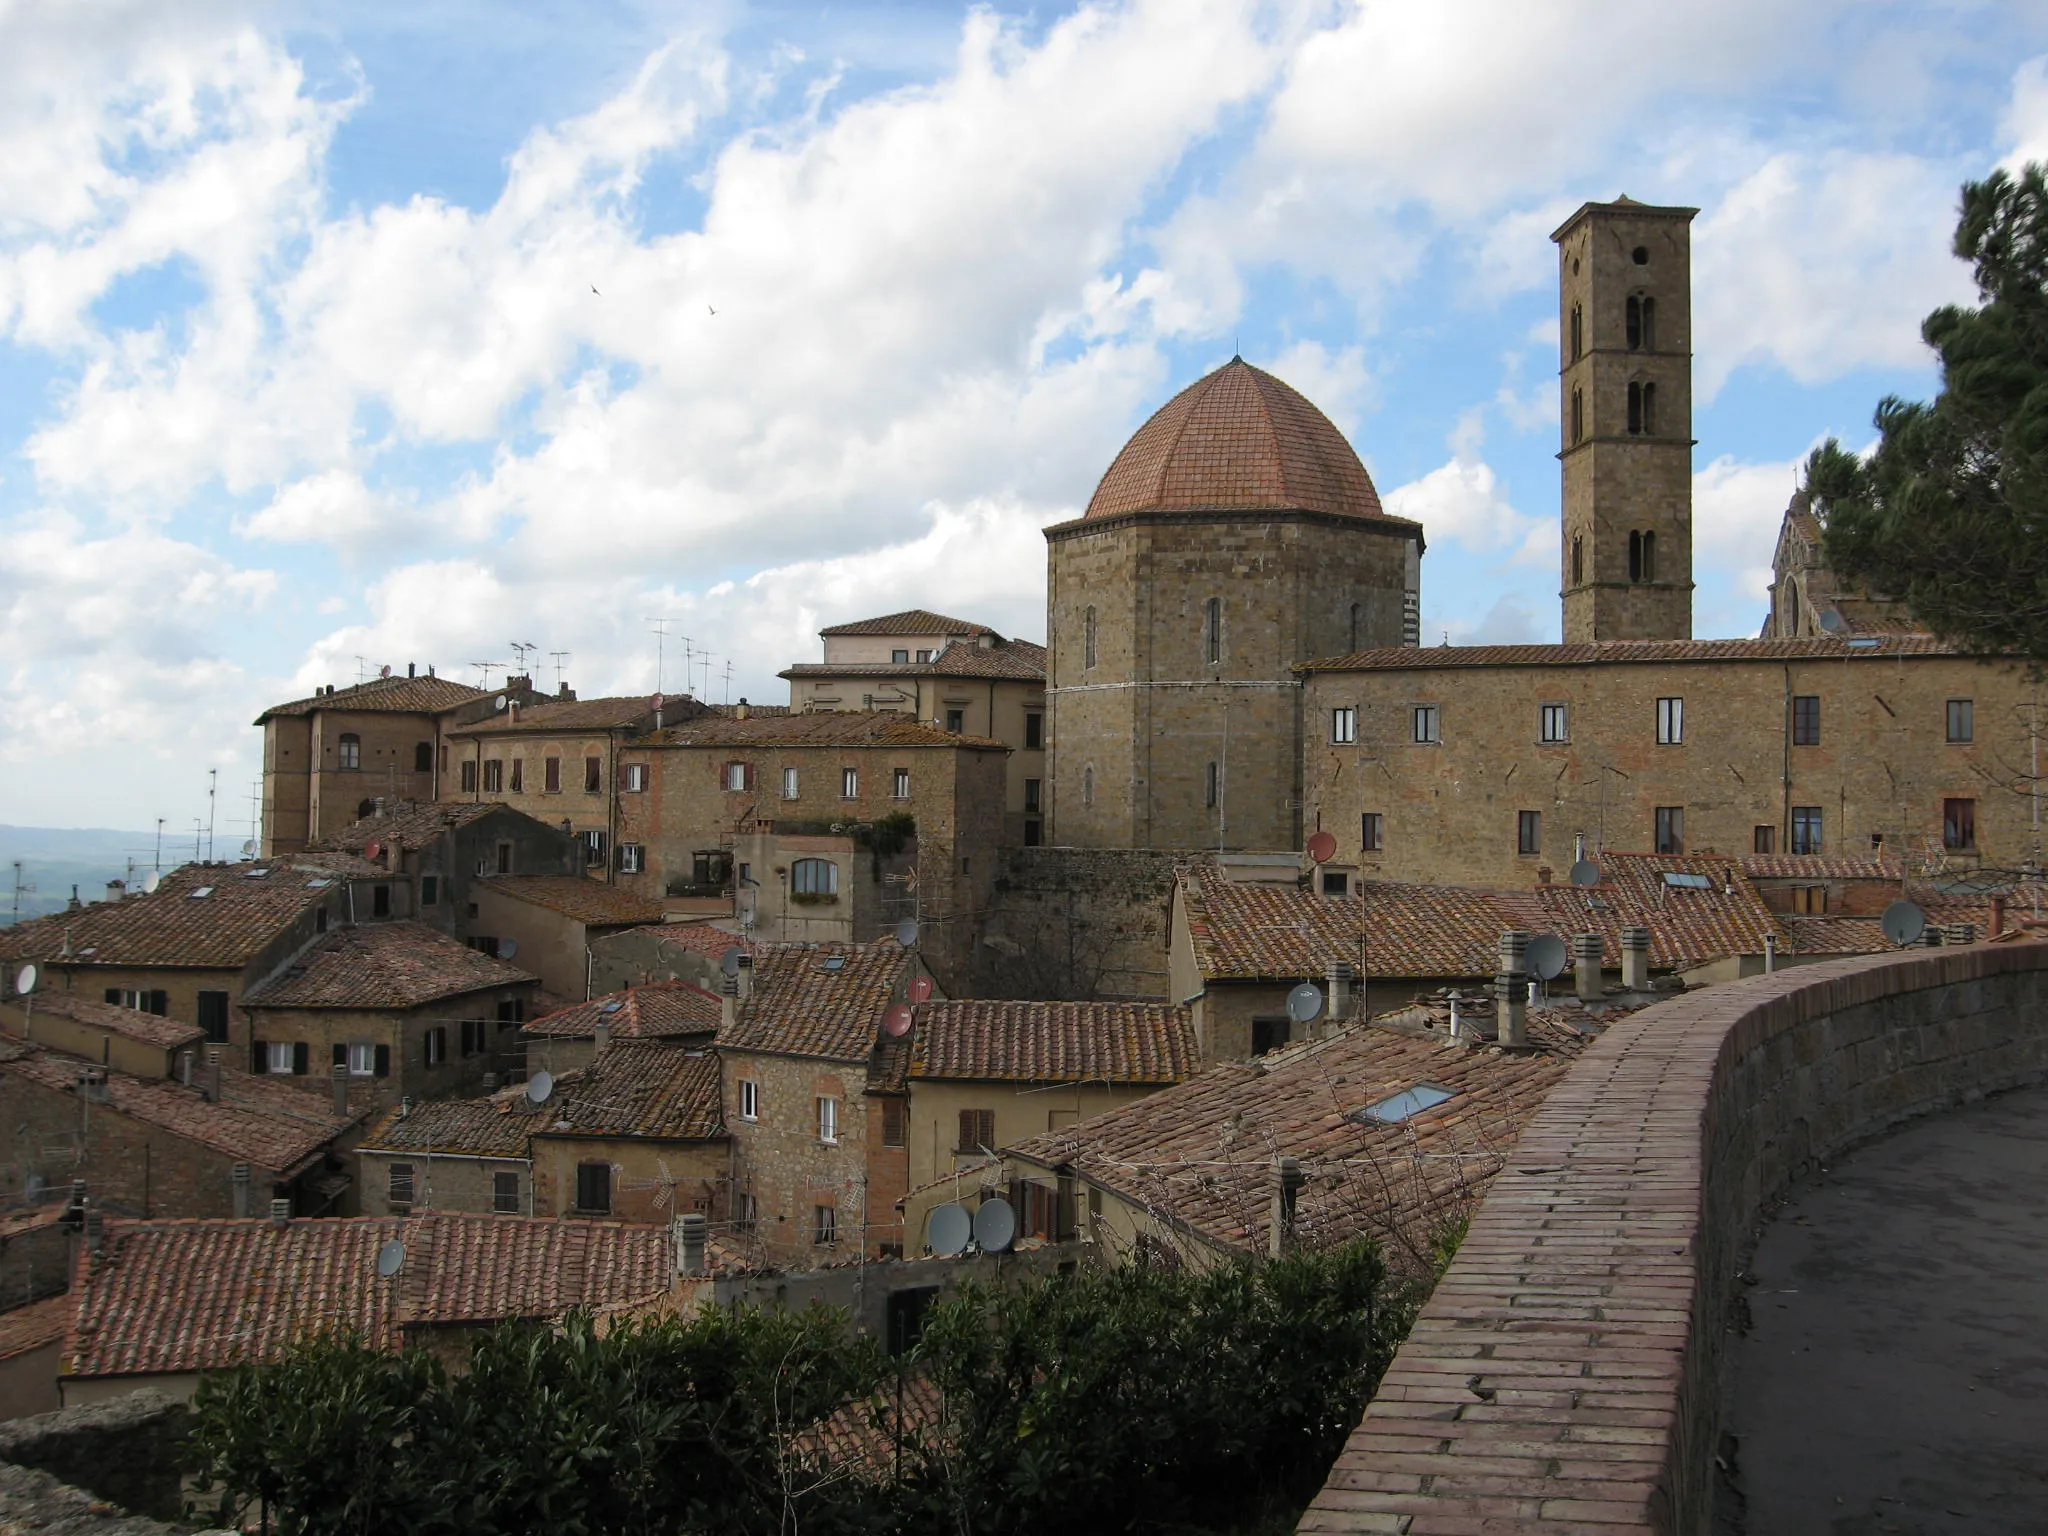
[509,641,537,673]
[722,659,733,706]
[354,654,369,683]
[549,651,572,691]
[9,862,33,923]
[468,659,509,687]
[155,818,164,873]
[651,621,675,695]
[206,768,217,863]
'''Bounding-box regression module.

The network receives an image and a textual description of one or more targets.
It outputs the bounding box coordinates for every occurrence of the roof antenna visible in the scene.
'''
[549,651,572,692]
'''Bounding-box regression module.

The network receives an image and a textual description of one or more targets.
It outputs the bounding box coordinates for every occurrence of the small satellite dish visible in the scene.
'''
[895,917,920,947]
[1305,830,1338,865]
[1881,900,1927,947]
[494,694,509,712]
[884,1003,913,1038]
[364,840,383,861]
[527,1070,555,1106]
[1526,934,1568,982]
[1286,982,1324,1024]
[499,937,519,959]
[376,1240,406,1278]
[13,964,37,997]
[142,871,161,894]
[380,664,392,678]
[240,839,257,858]
[973,1197,1017,1253]
[908,975,934,1003]
[1818,610,1848,635]
[720,946,744,979]
[929,1203,972,1257]
[1568,859,1602,887]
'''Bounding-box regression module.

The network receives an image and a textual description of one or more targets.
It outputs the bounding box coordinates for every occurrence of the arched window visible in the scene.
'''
[1626,296,1643,350]
[1569,304,1582,363]
[1570,387,1584,445]
[1642,531,1657,583]
[1640,296,1656,351]
[1571,536,1584,587]
[1083,606,1097,670]
[1082,765,1095,807]
[1204,597,1222,665]
[413,741,432,773]
[1641,381,1657,436]
[1629,530,1644,583]
[1627,381,1644,435]
[790,858,838,895]
[338,733,361,770]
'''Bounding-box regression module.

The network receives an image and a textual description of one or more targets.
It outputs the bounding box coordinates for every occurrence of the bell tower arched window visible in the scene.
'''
[1569,304,1582,362]
[1642,530,1656,583]
[1627,381,1644,435]
[1640,296,1656,350]
[1570,387,1584,445]
[1083,606,1097,670]
[1626,295,1643,350]
[1204,597,1222,665]
[1641,381,1657,435]
[1629,530,1644,583]
[1571,536,1584,587]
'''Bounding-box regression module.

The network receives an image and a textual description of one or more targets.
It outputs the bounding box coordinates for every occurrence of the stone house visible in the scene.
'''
[518,980,721,1078]
[0,1208,72,1313]
[530,1041,726,1226]
[355,1092,537,1218]
[0,992,204,1080]
[467,875,667,999]
[587,922,751,995]
[310,800,585,937]
[238,922,539,1106]
[782,609,1048,845]
[0,1295,69,1419]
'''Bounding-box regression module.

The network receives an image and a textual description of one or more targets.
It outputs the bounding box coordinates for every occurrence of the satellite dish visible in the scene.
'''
[884,1003,913,1038]
[1526,934,1568,982]
[494,694,509,712]
[929,1203,972,1256]
[142,871,161,894]
[908,975,934,1003]
[240,839,257,858]
[651,692,664,710]
[1286,982,1324,1024]
[895,917,920,947]
[720,946,744,978]
[1818,610,1848,635]
[527,1070,555,1106]
[972,1197,1017,1253]
[1305,830,1338,865]
[364,840,383,861]
[1881,900,1927,947]
[499,938,519,959]
[1568,860,1602,887]
[376,1240,406,1278]
[13,965,37,997]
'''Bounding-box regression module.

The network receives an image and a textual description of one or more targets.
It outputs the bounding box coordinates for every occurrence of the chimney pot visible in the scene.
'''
[1764,933,1779,973]
[1620,926,1652,991]
[1991,895,2007,938]
[736,698,750,720]
[1495,971,1528,1048]
[1572,933,1604,1001]
[677,1211,708,1277]
[179,1050,194,1087]
[232,1162,251,1219]
[269,1198,292,1227]
[408,662,416,678]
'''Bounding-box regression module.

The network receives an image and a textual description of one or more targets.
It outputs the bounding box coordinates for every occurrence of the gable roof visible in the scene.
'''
[241,922,533,1010]
[721,942,907,1063]
[66,1212,675,1378]
[537,1043,724,1141]
[520,981,722,1041]
[446,694,685,739]
[0,861,339,971]
[256,674,486,723]
[909,1001,1197,1085]
[819,610,995,638]
[783,636,1047,685]
[13,991,205,1053]
[591,921,752,960]
[481,876,666,928]
[357,1093,537,1159]
[309,800,502,853]
[636,711,1006,752]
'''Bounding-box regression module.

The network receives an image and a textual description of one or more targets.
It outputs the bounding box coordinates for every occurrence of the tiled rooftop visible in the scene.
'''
[1522,852,1784,971]
[721,942,907,1063]
[446,694,682,738]
[596,921,751,959]
[357,1094,536,1159]
[13,991,205,1053]
[536,1042,724,1141]
[910,1001,1197,1085]
[520,980,722,1041]
[1077,358,1406,530]
[784,636,1047,684]
[1301,633,1961,672]
[0,1040,362,1173]
[66,1212,675,1377]
[0,1295,72,1362]
[254,673,486,723]
[0,861,338,971]
[1740,851,1905,880]
[636,711,1006,752]
[242,922,533,1010]
[310,799,499,853]
[818,610,995,638]
[481,875,666,927]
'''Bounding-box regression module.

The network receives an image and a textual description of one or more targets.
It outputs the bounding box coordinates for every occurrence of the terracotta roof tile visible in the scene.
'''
[637,711,1006,752]
[66,1212,674,1377]
[255,674,486,723]
[15,992,204,1053]
[537,1043,724,1141]
[521,980,722,1041]
[447,694,686,739]
[1740,852,1905,880]
[0,861,339,971]
[910,1001,1197,1085]
[595,922,752,960]
[357,1096,535,1159]
[1302,633,1965,672]
[783,636,1047,685]
[818,611,995,638]
[721,942,907,1063]
[309,799,499,852]
[0,1295,72,1362]
[242,922,533,1010]
[481,875,665,927]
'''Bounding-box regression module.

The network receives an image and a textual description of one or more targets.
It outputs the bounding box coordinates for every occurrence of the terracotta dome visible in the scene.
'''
[1083,357,1387,521]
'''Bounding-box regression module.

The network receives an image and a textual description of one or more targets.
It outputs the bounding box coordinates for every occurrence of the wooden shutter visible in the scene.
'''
[149,991,167,1016]
[292,1042,309,1075]
[333,1043,347,1067]
[374,1044,391,1078]
[104,989,121,1005]
[251,1041,268,1073]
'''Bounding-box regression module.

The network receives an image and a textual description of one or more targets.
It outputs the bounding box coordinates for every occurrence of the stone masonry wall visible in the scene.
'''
[0,1388,195,1523]
[968,847,1181,1001]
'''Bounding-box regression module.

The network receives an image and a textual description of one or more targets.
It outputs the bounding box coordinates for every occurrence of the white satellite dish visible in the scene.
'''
[1286,982,1324,1024]
[973,1197,1017,1253]
[720,947,744,979]
[1568,860,1601,887]
[376,1239,406,1278]
[1526,935,1568,982]
[494,694,509,712]
[240,840,257,858]
[499,938,519,960]
[527,1070,555,1106]
[1881,900,1927,947]
[929,1203,972,1257]
[895,917,919,948]
[13,964,37,997]
[142,871,162,894]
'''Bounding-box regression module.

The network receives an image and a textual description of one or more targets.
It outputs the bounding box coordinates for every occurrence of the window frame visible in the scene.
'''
[1791,805,1824,855]
[1361,812,1383,853]
[1654,805,1686,855]
[1947,699,1975,744]
[337,733,361,771]
[841,766,859,799]
[791,857,838,896]
[817,1095,840,1145]
[1656,697,1685,746]
[1023,713,1043,750]
[482,759,504,793]
[814,1205,838,1245]
[1943,797,1978,851]
[618,843,645,875]
[1517,809,1542,856]
[388,1162,415,1207]
[584,755,603,793]
[1792,694,1821,747]
[575,1160,613,1215]
[620,762,650,793]
[1411,704,1440,745]
[1539,702,1569,744]
[1331,707,1357,745]
[738,1079,759,1121]
[492,1171,521,1214]
[424,1026,447,1067]
[782,766,799,800]
[265,1041,296,1075]
[347,1041,376,1077]
[1083,606,1096,669]
[957,1108,996,1155]
[1204,597,1222,665]
[544,756,561,793]
[892,767,911,799]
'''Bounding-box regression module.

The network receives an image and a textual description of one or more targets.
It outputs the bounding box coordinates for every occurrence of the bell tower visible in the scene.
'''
[1554,198,1698,642]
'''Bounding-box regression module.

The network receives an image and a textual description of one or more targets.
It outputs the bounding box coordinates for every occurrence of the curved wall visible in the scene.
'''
[1299,941,2048,1535]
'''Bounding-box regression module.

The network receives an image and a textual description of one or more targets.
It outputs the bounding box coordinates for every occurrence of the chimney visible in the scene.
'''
[595,1020,611,1054]
[83,1206,104,1257]
[1920,926,1943,947]
[232,1162,252,1219]
[269,1198,292,1228]
[1763,933,1779,974]
[676,1211,708,1277]
[736,953,754,1001]
[400,1096,414,1119]
[104,879,125,904]
[1325,962,1351,1030]
[1449,992,1490,1044]
[178,1050,194,1087]
[330,1063,349,1115]
[1620,926,1652,991]
[735,698,751,720]
[1945,922,1977,946]
[204,1046,222,1104]
[1991,895,2007,938]
[1268,1156,1305,1258]
[482,1073,499,1092]
[1573,933,1604,1001]
[1495,931,1529,1049]
[408,662,416,678]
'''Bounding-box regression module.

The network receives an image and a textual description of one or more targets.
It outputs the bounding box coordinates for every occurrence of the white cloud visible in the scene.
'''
[1691,450,1807,636]
[239,469,408,548]
[2003,55,2048,170]
[1383,413,1548,563]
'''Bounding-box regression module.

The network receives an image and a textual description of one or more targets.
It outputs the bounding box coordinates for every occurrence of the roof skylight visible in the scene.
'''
[1662,872,1713,890]
[1355,1084,1456,1125]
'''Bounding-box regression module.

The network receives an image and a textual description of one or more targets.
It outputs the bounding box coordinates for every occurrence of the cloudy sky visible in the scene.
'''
[3,0,2045,840]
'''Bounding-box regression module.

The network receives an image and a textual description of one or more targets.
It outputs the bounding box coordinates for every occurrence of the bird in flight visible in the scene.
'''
[707,305,716,316]
[591,285,601,295]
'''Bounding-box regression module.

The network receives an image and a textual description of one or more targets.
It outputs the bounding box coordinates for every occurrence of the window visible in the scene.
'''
[1205,760,1220,809]
[814,1205,838,1245]
[841,767,859,798]
[738,1079,759,1121]
[1944,798,1977,851]
[544,756,561,792]
[338,733,361,770]
[460,760,478,792]
[467,936,500,958]
[1023,778,1041,813]
[1792,885,1829,914]
[1331,707,1357,744]
[945,708,964,734]
[734,1192,758,1233]
[389,1163,415,1206]
[1641,296,1656,349]
[620,763,649,792]
[957,1108,996,1154]
[1024,818,1042,846]
[509,758,524,793]
[882,1098,907,1147]
[414,741,432,773]
[266,1041,299,1075]
[1204,597,1222,665]
[817,1096,839,1144]
[497,999,525,1027]
[1641,381,1657,434]
[483,759,504,793]
[584,756,602,792]
[1358,1084,1456,1125]
[576,1161,612,1214]
[197,991,229,1044]
[1571,536,1583,587]
[1753,825,1776,855]
[718,761,745,792]
[347,1041,376,1076]
[493,1172,521,1213]
[1361,812,1383,852]
[1570,386,1584,444]
[1540,702,1569,743]
[1630,528,1659,581]
[618,843,644,874]
[1791,806,1824,855]
[108,988,168,1015]
[581,829,606,865]
[1412,705,1440,744]
[1656,697,1684,745]
[1654,806,1685,855]
[1792,695,1821,746]
[1626,294,1643,350]
[1083,606,1097,669]
[425,1027,447,1067]
[366,884,389,919]
[916,649,933,664]
[1569,302,1582,362]
[420,874,438,906]
[1321,870,1348,897]
[892,768,911,799]
[1024,713,1043,750]
[791,858,838,895]
[891,648,910,663]
[460,1019,485,1058]
[1628,381,1644,434]
[1947,699,1974,743]
[1082,765,1094,807]
[496,841,512,875]
[1632,243,1649,264]
[1518,810,1542,856]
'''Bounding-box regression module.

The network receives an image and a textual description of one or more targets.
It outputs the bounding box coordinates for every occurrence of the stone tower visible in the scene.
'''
[1553,197,1699,642]
[1044,358,1423,852]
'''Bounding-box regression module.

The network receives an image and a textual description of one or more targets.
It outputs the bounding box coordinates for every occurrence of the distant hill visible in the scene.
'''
[0,824,197,926]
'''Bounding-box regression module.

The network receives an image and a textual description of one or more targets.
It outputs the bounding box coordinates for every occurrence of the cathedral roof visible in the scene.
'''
[1079,357,1401,527]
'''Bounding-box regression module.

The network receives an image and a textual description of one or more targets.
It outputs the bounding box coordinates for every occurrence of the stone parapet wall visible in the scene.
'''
[1299,941,2048,1535]
[0,1388,196,1523]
